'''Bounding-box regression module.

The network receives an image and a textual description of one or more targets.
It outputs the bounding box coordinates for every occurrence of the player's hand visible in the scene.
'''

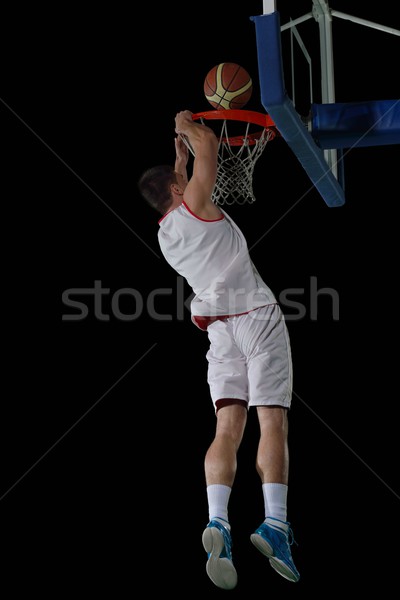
[175,110,193,134]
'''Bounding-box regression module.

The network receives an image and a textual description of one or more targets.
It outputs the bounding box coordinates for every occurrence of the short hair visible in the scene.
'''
[138,165,177,215]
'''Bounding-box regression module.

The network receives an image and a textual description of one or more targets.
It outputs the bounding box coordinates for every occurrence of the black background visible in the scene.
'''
[1,1,399,595]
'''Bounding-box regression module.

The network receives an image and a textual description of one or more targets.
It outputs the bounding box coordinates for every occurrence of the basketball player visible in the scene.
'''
[138,110,300,589]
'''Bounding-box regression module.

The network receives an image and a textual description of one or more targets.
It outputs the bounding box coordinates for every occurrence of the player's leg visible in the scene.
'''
[251,406,299,582]
[242,304,299,582]
[203,318,248,589]
[205,401,247,487]
[255,405,289,487]
[202,402,247,590]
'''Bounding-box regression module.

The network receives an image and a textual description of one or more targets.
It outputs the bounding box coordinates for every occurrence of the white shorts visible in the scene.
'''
[206,304,292,412]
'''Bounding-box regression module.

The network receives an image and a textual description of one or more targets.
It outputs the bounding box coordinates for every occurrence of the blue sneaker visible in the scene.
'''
[202,518,237,590]
[250,517,300,582]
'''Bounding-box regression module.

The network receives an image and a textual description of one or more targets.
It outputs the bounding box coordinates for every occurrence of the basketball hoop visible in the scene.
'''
[184,109,278,205]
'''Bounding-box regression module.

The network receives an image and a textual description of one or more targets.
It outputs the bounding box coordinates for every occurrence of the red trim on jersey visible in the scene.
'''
[192,304,272,331]
[158,202,224,224]
[158,209,173,224]
[192,313,249,331]
[182,201,224,222]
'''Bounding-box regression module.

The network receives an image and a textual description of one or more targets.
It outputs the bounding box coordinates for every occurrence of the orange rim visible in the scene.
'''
[191,109,278,145]
[192,109,274,128]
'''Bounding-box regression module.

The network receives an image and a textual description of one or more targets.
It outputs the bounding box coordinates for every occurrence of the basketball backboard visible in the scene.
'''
[252,1,400,207]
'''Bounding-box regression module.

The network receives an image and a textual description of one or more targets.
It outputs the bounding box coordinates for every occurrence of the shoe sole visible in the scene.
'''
[250,533,299,583]
[202,526,237,590]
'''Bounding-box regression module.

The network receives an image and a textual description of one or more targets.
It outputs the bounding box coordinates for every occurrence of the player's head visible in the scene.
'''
[138,165,181,215]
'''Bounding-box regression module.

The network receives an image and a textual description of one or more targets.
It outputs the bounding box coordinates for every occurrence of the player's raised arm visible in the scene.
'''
[174,135,189,186]
[174,110,221,219]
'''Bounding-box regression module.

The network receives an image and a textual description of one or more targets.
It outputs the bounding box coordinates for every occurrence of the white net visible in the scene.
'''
[213,121,274,205]
[182,116,275,205]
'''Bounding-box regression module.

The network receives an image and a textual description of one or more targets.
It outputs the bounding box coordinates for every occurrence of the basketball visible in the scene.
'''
[204,63,253,110]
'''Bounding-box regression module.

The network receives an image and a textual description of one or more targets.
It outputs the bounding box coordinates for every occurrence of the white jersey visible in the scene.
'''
[158,201,276,329]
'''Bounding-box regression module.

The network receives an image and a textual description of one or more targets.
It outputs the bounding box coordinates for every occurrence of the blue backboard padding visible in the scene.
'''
[311,99,400,148]
[251,12,345,207]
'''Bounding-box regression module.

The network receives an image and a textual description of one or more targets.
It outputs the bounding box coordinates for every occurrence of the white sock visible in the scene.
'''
[207,484,231,524]
[262,483,288,523]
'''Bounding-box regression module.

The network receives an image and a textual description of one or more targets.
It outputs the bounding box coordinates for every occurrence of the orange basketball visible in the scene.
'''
[204,63,253,110]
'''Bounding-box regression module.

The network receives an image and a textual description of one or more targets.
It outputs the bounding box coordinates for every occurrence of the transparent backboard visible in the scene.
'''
[253,1,400,207]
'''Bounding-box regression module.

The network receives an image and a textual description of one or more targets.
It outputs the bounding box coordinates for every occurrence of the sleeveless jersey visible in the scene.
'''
[158,201,276,329]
